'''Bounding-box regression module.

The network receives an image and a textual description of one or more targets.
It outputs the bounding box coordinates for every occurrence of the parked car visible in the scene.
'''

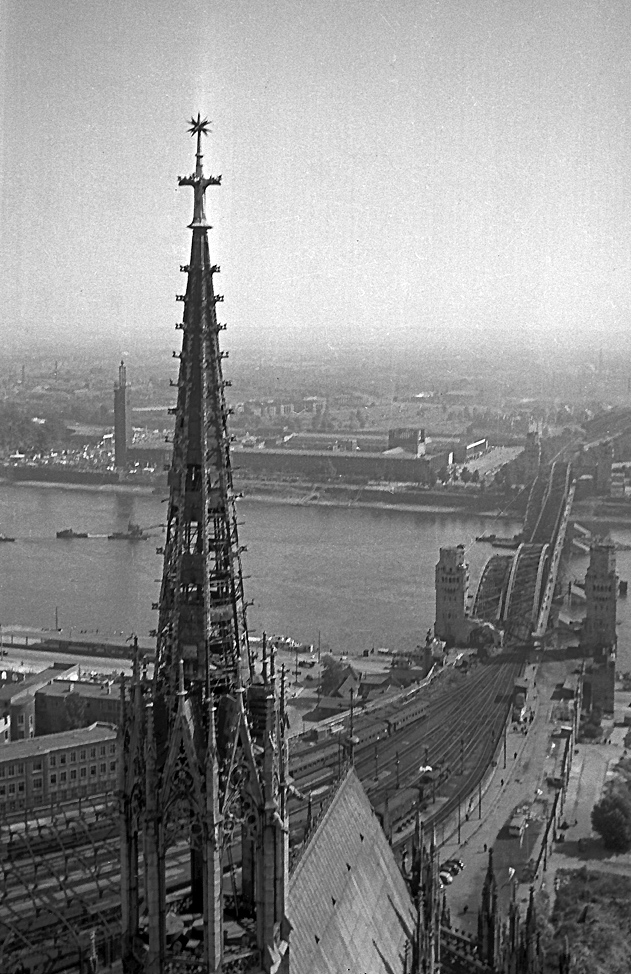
[442,859,465,875]
[442,863,460,877]
[439,871,454,885]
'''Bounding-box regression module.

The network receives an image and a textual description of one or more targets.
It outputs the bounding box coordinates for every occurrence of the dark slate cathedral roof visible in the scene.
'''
[288,768,415,974]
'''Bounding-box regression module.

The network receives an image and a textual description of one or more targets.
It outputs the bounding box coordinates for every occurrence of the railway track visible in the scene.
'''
[0,654,524,971]
[288,656,522,842]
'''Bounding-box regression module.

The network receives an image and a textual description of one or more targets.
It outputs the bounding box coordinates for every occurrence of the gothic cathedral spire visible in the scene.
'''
[119,118,289,974]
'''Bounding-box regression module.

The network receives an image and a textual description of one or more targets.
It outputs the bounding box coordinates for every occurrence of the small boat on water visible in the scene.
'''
[56,528,88,539]
[476,534,496,543]
[108,521,149,541]
[0,534,15,542]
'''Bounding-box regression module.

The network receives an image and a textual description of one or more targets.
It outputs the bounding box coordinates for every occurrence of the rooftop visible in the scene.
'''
[0,666,76,703]
[288,767,414,974]
[0,723,116,760]
[39,680,119,700]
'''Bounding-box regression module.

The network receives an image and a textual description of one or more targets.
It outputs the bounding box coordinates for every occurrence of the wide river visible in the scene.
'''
[1,484,630,668]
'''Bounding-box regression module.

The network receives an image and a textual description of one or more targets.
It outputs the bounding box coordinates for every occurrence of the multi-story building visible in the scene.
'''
[387,427,426,456]
[35,679,121,735]
[0,666,77,742]
[0,722,117,815]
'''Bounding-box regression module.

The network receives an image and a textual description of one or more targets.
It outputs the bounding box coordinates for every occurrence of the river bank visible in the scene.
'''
[0,478,157,495]
[240,491,517,518]
[572,500,631,529]
[0,472,525,517]
[238,479,524,519]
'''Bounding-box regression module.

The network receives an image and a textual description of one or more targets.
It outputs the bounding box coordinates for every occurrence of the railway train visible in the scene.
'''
[290,692,428,779]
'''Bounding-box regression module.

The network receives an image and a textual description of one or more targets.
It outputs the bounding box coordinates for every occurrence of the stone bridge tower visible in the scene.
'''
[118,118,289,974]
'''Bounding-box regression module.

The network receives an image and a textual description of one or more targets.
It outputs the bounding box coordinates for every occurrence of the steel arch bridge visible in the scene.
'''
[471,554,513,624]
[471,460,574,645]
[501,542,551,642]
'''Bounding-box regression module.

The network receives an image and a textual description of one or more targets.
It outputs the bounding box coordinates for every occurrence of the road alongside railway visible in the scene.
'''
[0,652,527,972]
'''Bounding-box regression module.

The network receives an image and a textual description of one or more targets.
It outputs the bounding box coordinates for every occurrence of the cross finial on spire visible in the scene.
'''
[179,114,221,229]
[188,113,212,172]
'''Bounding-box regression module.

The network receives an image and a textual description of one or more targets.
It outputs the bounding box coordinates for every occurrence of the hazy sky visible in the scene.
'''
[1,0,630,362]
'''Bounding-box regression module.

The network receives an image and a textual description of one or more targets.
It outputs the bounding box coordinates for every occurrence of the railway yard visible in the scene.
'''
[0,651,525,973]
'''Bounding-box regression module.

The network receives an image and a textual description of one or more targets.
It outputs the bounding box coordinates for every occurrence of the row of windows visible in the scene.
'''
[0,743,116,778]
[0,763,25,777]
[50,762,116,784]
[0,762,116,796]
[50,744,116,766]
[0,782,111,812]
[0,782,24,795]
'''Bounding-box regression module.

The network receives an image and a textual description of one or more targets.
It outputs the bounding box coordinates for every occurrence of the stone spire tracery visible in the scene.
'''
[119,118,289,974]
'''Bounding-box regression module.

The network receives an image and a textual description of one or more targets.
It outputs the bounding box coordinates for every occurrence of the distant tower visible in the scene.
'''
[581,538,617,713]
[522,430,541,485]
[434,545,469,646]
[581,537,617,653]
[595,439,613,495]
[114,360,131,468]
[119,119,289,974]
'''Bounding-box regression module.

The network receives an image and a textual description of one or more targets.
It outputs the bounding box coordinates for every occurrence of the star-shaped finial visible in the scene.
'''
[188,114,212,138]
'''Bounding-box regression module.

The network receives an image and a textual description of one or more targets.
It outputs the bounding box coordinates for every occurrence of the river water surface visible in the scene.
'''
[1,483,630,667]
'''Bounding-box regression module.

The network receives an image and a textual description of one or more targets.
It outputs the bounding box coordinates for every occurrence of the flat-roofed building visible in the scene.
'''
[0,722,117,815]
[36,679,121,734]
[0,665,77,742]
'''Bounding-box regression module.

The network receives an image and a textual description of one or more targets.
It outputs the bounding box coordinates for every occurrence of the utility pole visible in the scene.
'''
[395,751,400,789]
[457,801,461,844]
[478,780,482,820]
